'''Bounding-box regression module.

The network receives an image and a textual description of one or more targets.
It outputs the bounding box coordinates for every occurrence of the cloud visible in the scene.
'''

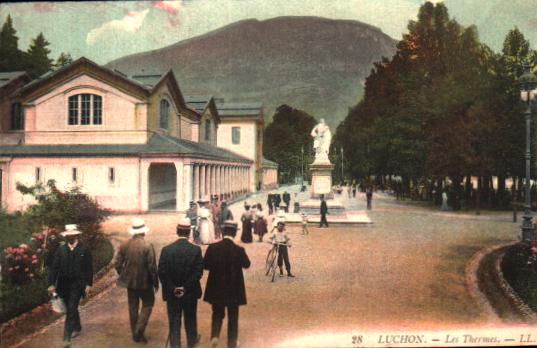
[153,1,183,27]
[86,9,149,46]
[32,3,56,12]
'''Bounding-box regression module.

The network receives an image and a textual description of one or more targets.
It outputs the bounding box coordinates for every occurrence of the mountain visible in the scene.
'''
[107,16,397,127]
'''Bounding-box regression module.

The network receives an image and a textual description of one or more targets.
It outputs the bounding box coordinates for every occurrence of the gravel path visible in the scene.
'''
[16,187,521,348]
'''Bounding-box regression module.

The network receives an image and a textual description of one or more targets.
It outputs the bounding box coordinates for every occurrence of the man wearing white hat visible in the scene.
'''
[115,218,158,343]
[47,224,93,347]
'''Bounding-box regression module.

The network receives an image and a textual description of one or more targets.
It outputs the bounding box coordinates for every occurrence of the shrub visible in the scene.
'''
[17,180,111,248]
[0,276,48,323]
[1,244,40,285]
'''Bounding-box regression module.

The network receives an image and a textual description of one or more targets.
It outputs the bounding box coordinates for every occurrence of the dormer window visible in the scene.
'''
[159,99,170,129]
[68,94,102,125]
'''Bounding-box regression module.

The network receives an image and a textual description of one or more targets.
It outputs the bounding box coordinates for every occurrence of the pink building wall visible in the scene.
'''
[24,75,148,145]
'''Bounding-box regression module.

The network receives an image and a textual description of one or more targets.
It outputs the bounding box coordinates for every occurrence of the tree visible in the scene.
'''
[0,15,23,71]
[55,52,73,69]
[26,32,53,78]
[264,105,317,184]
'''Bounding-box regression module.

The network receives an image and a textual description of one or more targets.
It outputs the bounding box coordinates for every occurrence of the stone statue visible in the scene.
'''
[310,118,332,164]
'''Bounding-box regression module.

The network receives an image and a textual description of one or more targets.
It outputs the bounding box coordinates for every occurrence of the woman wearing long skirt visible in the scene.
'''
[240,204,253,243]
[198,198,215,244]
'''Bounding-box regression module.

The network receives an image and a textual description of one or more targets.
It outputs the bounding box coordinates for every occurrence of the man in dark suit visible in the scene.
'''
[203,221,250,348]
[47,225,93,348]
[159,218,203,348]
[282,191,291,212]
[115,218,158,343]
[274,193,281,209]
[320,195,329,228]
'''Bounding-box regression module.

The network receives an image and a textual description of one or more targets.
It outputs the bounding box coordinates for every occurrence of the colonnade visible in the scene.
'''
[191,162,251,201]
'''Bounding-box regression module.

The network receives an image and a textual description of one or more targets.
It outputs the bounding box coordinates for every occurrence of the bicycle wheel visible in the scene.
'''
[270,248,278,282]
[265,247,277,276]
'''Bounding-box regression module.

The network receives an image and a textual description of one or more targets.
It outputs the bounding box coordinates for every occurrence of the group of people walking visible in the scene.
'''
[239,202,268,243]
[266,191,292,214]
[48,219,250,348]
[187,195,234,245]
[46,190,307,348]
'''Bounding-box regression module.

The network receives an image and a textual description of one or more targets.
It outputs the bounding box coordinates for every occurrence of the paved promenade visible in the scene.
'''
[15,187,522,348]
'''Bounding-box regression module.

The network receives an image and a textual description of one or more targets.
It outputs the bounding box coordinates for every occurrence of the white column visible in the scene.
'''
[200,164,206,199]
[193,164,199,200]
[174,161,184,212]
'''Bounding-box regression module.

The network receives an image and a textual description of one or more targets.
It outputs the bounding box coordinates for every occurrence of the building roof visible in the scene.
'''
[185,95,212,112]
[0,72,28,88]
[0,133,252,163]
[215,101,263,118]
[262,157,279,168]
[129,73,164,89]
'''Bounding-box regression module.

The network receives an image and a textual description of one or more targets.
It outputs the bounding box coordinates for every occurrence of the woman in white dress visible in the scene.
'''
[198,198,215,244]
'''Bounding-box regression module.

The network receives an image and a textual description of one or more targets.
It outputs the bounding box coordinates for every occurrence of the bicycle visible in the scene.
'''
[265,241,290,282]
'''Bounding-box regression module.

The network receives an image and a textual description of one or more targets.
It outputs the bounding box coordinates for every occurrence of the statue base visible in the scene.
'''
[310,162,334,199]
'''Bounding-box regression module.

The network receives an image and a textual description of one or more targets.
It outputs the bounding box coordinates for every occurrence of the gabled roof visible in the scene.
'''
[0,71,32,96]
[215,101,263,120]
[17,57,150,102]
[185,95,220,124]
[0,133,252,163]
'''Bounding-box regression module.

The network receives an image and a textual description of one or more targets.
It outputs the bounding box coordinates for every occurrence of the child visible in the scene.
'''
[269,221,295,277]
[301,212,309,235]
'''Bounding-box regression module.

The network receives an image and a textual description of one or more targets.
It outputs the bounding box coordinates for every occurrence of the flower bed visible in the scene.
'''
[500,242,537,313]
[0,180,113,323]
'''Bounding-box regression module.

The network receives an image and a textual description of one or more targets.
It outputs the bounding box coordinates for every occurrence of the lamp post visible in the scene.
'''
[341,147,344,183]
[301,146,304,186]
[518,62,537,243]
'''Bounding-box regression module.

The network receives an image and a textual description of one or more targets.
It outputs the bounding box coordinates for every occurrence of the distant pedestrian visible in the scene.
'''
[352,184,357,198]
[210,196,221,240]
[301,212,309,235]
[198,197,215,244]
[282,191,291,212]
[347,184,351,198]
[320,195,329,228]
[441,191,449,211]
[47,225,93,348]
[274,193,281,209]
[217,201,234,236]
[267,194,274,215]
[115,219,158,343]
[240,204,253,243]
[159,218,203,348]
[366,189,373,210]
[186,201,199,244]
[269,220,295,277]
[255,209,268,242]
[203,221,251,348]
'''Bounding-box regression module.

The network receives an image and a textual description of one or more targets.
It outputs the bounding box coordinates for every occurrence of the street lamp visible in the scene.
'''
[518,62,537,243]
[340,147,344,183]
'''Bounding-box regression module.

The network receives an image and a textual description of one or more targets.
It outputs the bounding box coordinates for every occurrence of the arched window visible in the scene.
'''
[67,94,102,125]
[159,99,170,129]
[205,119,211,141]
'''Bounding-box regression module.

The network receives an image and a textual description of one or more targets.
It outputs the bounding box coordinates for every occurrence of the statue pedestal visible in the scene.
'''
[310,162,334,199]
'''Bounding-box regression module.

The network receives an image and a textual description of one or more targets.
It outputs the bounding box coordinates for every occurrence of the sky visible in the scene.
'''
[1,0,537,64]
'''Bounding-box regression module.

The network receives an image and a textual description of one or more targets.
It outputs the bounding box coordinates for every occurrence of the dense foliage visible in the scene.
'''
[264,104,317,184]
[334,2,537,210]
[0,182,113,323]
[501,243,537,312]
[0,15,71,77]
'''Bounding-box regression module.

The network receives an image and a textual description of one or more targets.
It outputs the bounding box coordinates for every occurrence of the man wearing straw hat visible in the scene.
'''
[159,218,203,348]
[47,224,93,347]
[115,218,158,343]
